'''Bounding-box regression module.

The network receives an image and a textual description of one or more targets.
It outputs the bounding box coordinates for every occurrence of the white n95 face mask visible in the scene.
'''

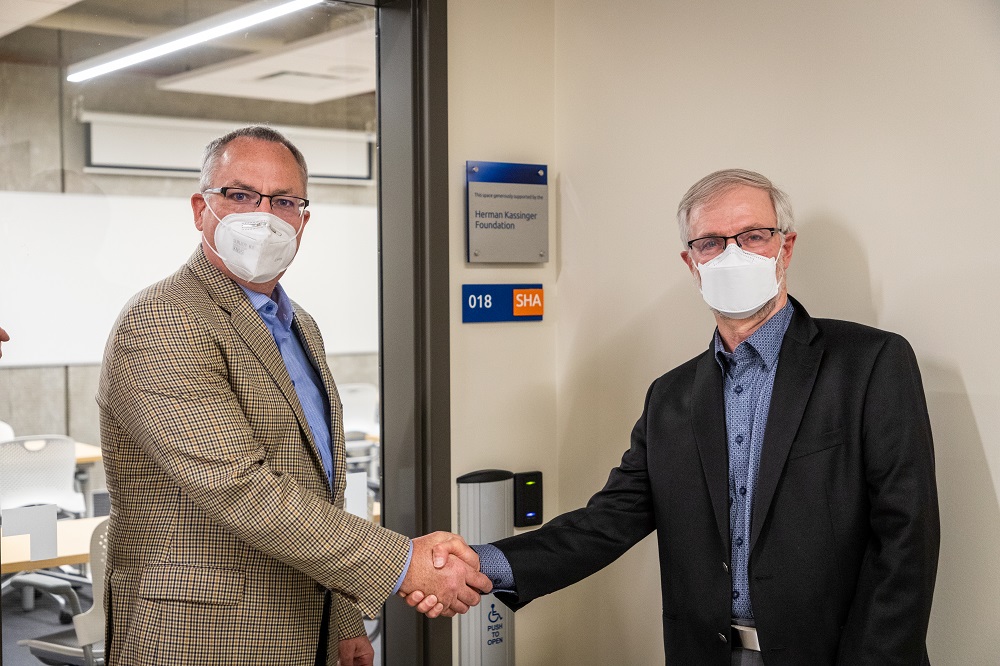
[204,204,302,284]
[696,243,779,319]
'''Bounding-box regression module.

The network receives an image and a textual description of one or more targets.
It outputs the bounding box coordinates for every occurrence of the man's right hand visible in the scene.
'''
[401,536,488,615]
[398,532,492,618]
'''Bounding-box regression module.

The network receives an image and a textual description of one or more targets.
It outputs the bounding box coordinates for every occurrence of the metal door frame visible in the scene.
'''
[367,0,452,662]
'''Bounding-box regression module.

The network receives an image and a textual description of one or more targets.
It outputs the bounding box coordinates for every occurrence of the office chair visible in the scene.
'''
[16,518,108,666]
[1,435,88,620]
[0,435,86,517]
[340,383,381,487]
[339,383,380,441]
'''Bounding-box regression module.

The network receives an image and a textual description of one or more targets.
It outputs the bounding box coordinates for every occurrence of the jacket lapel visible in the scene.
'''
[692,346,731,550]
[291,308,346,504]
[185,249,326,483]
[749,298,822,552]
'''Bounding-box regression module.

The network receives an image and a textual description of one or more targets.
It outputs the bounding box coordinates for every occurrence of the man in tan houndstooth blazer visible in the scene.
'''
[97,127,489,666]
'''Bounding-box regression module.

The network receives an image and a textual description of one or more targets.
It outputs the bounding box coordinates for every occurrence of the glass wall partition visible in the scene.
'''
[0,1,404,662]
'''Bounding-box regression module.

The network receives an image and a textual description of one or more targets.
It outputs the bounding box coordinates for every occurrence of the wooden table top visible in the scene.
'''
[75,441,102,465]
[1,516,106,574]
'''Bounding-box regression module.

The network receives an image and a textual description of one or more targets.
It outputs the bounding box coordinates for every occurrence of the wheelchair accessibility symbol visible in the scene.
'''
[485,603,505,646]
[487,604,503,623]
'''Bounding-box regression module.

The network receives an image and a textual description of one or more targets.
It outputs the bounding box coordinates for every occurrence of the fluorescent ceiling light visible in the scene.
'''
[66,0,324,83]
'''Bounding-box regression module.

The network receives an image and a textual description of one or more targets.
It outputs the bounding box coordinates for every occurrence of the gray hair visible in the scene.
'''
[676,169,795,248]
[199,125,308,191]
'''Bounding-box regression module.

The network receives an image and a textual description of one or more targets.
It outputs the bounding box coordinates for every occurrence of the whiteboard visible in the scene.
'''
[0,191,378,367]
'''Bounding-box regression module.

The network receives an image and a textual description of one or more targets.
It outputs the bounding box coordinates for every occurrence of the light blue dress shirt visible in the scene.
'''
[240,284,411,593]
[473,302,795,617]
[241,284,334,486]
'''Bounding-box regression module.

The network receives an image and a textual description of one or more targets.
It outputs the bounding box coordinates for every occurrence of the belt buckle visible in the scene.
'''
[731,624,760,651]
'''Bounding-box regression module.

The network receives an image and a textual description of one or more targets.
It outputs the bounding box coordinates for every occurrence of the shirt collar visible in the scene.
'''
[239,282,294,329]
[714,300,794,372]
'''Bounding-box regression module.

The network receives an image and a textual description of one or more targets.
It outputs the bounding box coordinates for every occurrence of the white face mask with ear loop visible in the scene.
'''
[202,199,303,284]
[696,243,780,319]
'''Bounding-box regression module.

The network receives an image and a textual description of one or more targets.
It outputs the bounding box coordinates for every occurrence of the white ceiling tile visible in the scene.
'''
[156,21,374,105]
[0,0,87,38]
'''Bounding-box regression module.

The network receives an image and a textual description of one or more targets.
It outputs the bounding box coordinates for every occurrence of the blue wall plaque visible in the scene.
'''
[462,284,544,323]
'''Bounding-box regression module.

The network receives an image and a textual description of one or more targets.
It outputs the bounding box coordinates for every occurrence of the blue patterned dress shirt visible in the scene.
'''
[715,300,793,619]
[472,301,795,617]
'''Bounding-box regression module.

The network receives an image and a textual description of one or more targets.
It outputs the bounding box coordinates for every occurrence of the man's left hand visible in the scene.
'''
[339,635,374,666]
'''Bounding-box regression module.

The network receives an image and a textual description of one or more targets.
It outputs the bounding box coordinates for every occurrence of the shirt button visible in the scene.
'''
[739,486,747,496]
[718,633,728,643]
[735,435,744,444]
[735,536,744,547]
[722,562,729,573]
[732,590,740,600]
[734,385,743,394]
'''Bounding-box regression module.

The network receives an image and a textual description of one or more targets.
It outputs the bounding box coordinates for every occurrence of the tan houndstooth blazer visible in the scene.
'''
[97,248,410,666]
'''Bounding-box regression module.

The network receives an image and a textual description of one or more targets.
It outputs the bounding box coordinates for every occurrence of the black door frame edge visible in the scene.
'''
[375,0,452,663]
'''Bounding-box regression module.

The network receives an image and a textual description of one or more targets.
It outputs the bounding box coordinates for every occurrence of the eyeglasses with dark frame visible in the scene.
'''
[686,227,780,260]
[203,187,309,218]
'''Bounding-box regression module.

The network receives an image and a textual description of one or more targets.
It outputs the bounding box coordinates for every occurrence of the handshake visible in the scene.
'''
[397,532,492,618]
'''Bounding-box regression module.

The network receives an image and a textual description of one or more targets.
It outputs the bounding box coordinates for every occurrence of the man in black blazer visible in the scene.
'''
[409,169,939,665]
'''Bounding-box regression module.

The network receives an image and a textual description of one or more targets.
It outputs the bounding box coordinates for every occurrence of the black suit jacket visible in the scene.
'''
[494,297,939,665]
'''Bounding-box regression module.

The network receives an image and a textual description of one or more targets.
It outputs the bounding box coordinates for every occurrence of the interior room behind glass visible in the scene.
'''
[2,5,386,660]
[0,0,381,445]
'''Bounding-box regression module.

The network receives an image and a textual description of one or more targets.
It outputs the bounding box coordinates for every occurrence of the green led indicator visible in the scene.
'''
[525,481,536,485]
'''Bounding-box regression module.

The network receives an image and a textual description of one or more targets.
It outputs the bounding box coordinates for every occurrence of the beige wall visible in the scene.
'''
[450,0,1000,663]
[447,0,562,661]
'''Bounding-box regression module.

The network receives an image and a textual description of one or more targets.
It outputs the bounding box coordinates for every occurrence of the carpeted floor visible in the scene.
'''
[3,585,383,665]
[2,580,94,666]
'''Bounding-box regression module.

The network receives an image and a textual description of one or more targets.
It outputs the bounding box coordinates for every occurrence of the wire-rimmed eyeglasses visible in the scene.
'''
[687,227,779,260]
[203,187,309,220]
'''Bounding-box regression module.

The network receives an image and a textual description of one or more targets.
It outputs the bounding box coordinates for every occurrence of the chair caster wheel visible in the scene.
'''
[60,611,73,624]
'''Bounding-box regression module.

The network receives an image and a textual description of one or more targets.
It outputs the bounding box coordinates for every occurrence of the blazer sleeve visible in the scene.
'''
[102,296,410,618]
[335,593,368,640]
[837,334,940,665]
[492,383,658,610]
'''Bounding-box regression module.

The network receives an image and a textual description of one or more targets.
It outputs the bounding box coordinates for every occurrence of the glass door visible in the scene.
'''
[0,0,394,662]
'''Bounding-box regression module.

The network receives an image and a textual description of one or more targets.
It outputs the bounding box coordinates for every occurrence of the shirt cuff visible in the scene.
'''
[391,541,414,595]
[471,543,516,593]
